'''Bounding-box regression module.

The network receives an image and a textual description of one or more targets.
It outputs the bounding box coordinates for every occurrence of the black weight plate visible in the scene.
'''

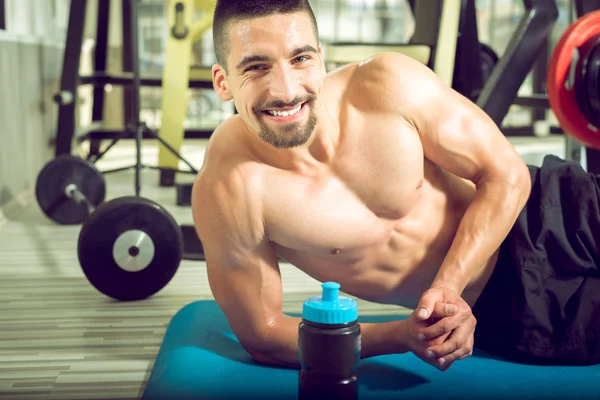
[575,34,600,129]
[479,43,499,83]
[584,39,600,122]
[36,155,106,225]
[77,196,183,301]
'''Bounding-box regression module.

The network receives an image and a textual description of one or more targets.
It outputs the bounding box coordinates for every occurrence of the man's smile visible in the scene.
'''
[261,102,308,122]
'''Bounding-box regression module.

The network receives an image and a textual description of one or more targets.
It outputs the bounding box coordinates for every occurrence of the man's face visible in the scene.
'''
[214,12,325,149]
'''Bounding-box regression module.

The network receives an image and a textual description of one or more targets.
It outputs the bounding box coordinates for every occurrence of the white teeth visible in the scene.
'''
[267,103,302,117]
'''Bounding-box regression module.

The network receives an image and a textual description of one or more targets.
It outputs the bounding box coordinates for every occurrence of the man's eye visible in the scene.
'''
[246,65,265,72]
[294,56,309,63]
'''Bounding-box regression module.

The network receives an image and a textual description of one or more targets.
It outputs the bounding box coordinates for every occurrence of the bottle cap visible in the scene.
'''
[302,282,358,324]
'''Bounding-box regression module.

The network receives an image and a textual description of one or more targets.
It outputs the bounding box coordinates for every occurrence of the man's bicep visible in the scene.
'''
[204,236,284,350]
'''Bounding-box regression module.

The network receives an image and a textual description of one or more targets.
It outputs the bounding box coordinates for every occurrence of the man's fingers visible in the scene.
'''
[417,352,449,371]
[415,303,432,320]
[413,286,474,371]
[420,351,455,372]
[418,315,461,340]
[425,320,476,359]
[430,302,458,319]
[418,302,473,340]
[426,337,463,358]
[417,307,430,320]
[415,293,442,320]
[434,342,474,368]
[420,334,473,372]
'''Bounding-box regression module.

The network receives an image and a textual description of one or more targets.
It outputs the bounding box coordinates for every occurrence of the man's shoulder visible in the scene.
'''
[191,119,268,249]
[337,52,441,113]
[202,115,259,174]
[349,51,431,80]
[193,116,263,210]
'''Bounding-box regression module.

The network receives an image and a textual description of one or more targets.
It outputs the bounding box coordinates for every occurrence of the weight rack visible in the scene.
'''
[53,0,205,261]
[473,0,557,128]
[54,0,215,159]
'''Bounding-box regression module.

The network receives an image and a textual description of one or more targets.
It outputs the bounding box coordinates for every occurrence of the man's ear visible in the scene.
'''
[212,64,233,101]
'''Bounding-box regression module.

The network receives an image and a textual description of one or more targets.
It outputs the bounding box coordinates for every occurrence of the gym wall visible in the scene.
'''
[0,0,119,211]
[0,0,69,210]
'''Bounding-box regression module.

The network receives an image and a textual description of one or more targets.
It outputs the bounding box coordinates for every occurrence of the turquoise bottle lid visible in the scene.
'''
[302,282,358,324]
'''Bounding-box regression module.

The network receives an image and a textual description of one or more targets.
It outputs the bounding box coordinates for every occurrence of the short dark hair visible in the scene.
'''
[212,0,319,71]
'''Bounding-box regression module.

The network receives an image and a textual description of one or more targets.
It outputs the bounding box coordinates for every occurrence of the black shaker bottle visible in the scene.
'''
[298,281,361,400]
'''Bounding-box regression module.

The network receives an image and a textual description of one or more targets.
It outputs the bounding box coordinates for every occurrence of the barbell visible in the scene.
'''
[35,155,184,301]
[35,155,106,225]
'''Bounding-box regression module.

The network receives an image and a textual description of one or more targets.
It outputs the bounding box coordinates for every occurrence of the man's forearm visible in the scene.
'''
[432,172,531,294]
[251,315,409,368]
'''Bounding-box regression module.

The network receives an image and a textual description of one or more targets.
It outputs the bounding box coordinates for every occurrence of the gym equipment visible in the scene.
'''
[0,0,5,30]
[143,300,600,400]
[324,0,461,87]
[452,0,499,102]
[506,0,600,138]
[78,196,183,301]
[48,0,205,261]
[35,155,106,225]
[158,0,216,187]
[478,44,499,85]
[324,0,556,129]
[475,0,558,127]
[53,0,213,157]
[453,42,499,102]
[73,0,201,300]
[547,10,600,149]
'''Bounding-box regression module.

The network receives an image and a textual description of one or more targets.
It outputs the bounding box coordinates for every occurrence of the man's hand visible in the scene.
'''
[407,286,476,370]
[405,304,453,370]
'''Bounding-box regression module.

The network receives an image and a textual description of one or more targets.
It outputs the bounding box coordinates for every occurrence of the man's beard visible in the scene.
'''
[255,96,318,149]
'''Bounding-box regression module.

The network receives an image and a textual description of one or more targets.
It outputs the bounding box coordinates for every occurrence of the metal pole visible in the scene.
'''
[0,0,6,30]
[129,0,143,197]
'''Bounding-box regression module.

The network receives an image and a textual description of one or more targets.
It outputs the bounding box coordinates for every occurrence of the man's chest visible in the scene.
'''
[264,126,426,257]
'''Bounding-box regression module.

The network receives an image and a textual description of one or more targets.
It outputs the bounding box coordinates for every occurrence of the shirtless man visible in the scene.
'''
[192,0,600,371]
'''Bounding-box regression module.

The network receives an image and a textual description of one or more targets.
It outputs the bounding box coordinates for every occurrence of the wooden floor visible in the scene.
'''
[0,140,407,400]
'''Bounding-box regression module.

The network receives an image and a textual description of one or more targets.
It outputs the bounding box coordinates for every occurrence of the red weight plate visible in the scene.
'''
[547,10,600,149]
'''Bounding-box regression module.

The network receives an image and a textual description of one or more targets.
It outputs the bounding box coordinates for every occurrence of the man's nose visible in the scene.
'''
[269,65,299,104]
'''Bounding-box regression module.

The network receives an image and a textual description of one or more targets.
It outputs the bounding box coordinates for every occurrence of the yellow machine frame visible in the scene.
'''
[157,0,215,179]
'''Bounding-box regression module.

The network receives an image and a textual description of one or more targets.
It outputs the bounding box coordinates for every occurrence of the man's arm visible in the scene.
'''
[192,165,439,368]
[387,52,532,295]
[361,52,531,369]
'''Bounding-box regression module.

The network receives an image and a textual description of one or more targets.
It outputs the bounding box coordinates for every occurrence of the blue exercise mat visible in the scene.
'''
[143,300,599,400]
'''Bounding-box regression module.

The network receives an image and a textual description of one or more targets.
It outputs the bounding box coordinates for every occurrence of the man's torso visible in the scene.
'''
[206,59,500,309]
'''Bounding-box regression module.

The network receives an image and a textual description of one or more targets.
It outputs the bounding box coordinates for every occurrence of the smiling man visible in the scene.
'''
[192,0,600,371]
[233,41,320,149]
